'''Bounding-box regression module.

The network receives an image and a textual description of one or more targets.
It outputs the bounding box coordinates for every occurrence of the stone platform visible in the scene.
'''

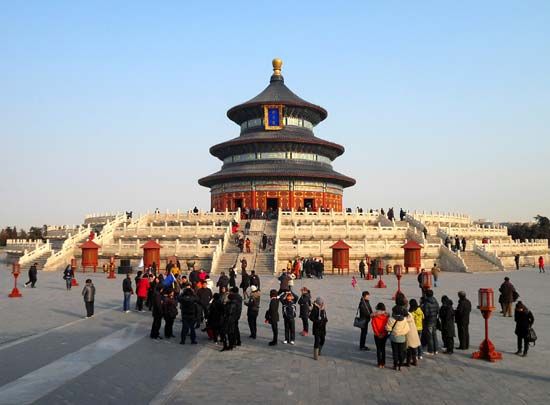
[0,266,549,404]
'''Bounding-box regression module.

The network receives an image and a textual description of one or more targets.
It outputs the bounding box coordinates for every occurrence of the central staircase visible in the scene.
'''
[460,251,501,272]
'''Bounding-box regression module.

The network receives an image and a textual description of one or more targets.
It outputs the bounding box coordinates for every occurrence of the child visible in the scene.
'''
[351,276,358,289]
[370,302,390,368]
[409,299,424,359]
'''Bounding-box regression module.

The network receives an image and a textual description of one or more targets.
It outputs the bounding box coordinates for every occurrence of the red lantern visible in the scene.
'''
[107,256,116,279]
[8,262,22,298]
[473,288,502,362]
[70,257,79,286]
[375,259,386,288]
[421,271,432,290]
[392,264,403,299]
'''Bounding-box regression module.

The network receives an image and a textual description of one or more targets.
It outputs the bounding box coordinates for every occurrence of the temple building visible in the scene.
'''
[198,59,355,212]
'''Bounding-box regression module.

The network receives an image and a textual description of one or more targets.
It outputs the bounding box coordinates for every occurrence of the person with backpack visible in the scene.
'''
[386,306,410,371]
[266,289,281,346]
[514,301,535,357]
[370,302,390,368]
[298,287,312,336]
[63,265,73,291]
[310,296,328,360]
[162,290,178,339]
[281,291,298,345]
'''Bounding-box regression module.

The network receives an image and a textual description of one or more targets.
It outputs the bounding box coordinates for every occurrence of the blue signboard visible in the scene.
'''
[268,107,280,126]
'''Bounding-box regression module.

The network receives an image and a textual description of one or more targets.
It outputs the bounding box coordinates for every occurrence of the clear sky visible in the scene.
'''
[1,0,549,229]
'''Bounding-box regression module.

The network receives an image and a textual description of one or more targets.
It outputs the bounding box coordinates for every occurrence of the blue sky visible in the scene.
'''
[1,1,549,228]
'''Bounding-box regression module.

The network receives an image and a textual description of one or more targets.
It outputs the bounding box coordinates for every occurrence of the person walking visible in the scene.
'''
[245,285,261,338]
[179,288,199,344]
[461,237,467,252]
[408,299,424,359]
[240,269,250,299]
[261,233,268,251]
[359,260,366,279]
[310,296,328,360]
[357,291,373,351]
[82,279,96,318]
[266,289,280,346]
[386,306,410,371]
[514,254,520,270]
[499,277,517,317]
[162,290,178,339]
[538,256,545,273]
[514,301,534,357]
[122,273,133,313]
[371,302,389,368]
[281,291,298,344]
[455,291,471,350]
[24,263,38,288]
[431,263,440,287]
[245,238,251,253]
[421,289,440,355]
[454,235,460,252]
[298,287,312,336]
[439,295,455,354]
[63,265,73,290]
[150,286,164,340]
[229,267,237,289]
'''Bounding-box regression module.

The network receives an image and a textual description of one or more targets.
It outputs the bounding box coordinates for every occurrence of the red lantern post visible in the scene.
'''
[472,288,502,362]
[107,256,116,279]
[392,264,403,299]
[375,259,386,288]
[70,257,79,287]
[9,262,22,298]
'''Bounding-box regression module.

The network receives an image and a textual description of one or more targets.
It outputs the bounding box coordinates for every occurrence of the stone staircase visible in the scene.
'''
[460,251,501,272]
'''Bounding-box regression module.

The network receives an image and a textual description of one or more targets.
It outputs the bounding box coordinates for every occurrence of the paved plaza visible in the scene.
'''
[0,264,549,405]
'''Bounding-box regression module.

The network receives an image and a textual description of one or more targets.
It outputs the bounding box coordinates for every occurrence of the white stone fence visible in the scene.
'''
[19,242,53,267]
[475,240,548,257]
[438,245,469,273]
[473,244,505,271]
[115,224,228,239]
[5,239,45,251]
[411,211,471,226]
[279,223,408,240]
[99,238,221,257]
[279,209,380,225]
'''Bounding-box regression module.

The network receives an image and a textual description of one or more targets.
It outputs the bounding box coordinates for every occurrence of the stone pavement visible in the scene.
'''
[0,264,549,405]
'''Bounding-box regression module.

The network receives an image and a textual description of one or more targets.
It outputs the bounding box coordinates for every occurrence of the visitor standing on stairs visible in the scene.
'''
[454,236,460,252]
[461,237,467,252]
[261,233,268,251]
[240,269,250,298]
[229,267,237,288]
[245,238,251,253]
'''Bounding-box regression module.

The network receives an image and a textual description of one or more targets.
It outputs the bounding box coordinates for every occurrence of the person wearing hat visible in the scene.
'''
[298,287,312,336]
[310,296,328,360]
[245,285,261,338]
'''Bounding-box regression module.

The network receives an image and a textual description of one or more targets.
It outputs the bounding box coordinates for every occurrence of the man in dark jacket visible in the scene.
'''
[278,271,290,293]
[25,263,38,288]
[267,289,280,346]
[455,291,471,350]
[359,260,366,279]
[358,291,373,351]
[216,272,229,293]
[230,287,243,346]
[499,277,516,317]
[245,285,261,339]
[122,273,133,312]
[421,289,440,354]
[221,293,239,351]
[179,288,199,344]
[150,287,164,340]
[196,282,213,327]
[189,269,200,287]
[439,295,455,354]
[249,270,260,290]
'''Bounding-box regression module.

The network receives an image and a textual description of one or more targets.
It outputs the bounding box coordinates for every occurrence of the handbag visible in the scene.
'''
[353,307,367,329]
[527,327,537,345]
[512,290,520,302]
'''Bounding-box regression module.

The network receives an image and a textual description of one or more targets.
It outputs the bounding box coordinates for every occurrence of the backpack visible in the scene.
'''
[283,302,296,318]
[528,327,537,345]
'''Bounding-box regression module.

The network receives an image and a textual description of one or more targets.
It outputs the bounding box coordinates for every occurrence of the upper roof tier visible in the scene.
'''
[226,59,328,125]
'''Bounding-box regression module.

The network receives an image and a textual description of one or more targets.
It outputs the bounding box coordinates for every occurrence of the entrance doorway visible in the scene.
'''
[234,198,243,210]
[304,198,315,211]
[266,198,279,212]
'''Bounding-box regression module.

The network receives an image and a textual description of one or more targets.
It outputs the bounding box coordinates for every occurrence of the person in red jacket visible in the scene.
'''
[136,274,150,312]
[538,256,545,273]
[371,302,390,368]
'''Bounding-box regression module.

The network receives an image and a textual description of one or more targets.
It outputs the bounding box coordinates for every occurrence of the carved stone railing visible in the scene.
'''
[43,224,92,271]
[438,245,469,273]
[19,241,52,267]
[473,243,505,271]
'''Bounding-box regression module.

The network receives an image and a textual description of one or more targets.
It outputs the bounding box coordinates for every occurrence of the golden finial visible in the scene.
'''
[272,58,283,76]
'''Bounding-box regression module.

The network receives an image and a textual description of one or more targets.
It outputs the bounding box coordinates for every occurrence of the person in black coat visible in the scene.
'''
[249,270,260,290]
[514,301,535,356]
[244,286,261,338]
[240,269,250,299]
[150,287,164,340]
[359,260,366,279]
[179,288,199,344]
[439,295,455,354]
[266,289,280,346]
[455,291,471,350]
[216,272,229,293]
[298,288,312,336]
[229,267,237,288]
[206,293,224,343]
[358,291,373,351]
[25,263,38,288]
[196,282,213,327]
[281,290,298,344]
[230,287,243,346]
[221,293,239,351]
[162,290,178,339]
[421,289,440,354]
[310,296,328,360]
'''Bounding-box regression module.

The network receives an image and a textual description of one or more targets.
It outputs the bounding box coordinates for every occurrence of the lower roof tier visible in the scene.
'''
[198,160,356,188]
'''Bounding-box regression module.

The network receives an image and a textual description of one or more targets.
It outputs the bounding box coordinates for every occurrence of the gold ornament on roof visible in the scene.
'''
[272,58,283,76]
